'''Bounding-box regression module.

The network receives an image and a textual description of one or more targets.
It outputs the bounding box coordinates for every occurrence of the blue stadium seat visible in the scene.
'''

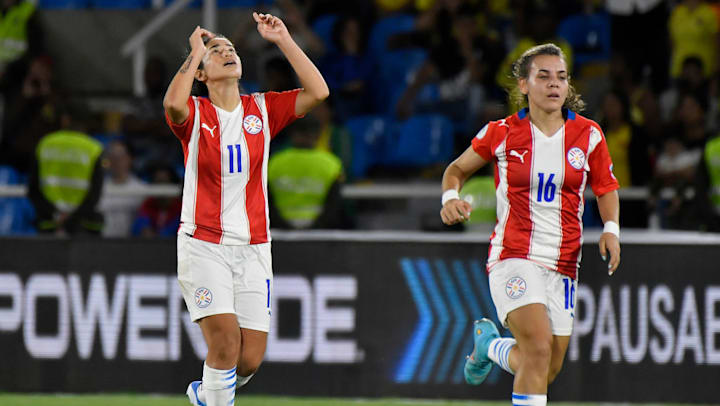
[389,115,454,167]
[38,0,89,8]
[368,14,416,56]
[91,0,150,8]
[311,14,339,54]
[345,115,391,179]
[379,48,427,85]
[0,166,34,235]
[0,198,36,236]
[373,48,428,114]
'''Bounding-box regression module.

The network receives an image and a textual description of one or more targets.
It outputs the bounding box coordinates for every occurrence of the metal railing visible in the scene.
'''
[120,0,217,97]
[0,183,671,200]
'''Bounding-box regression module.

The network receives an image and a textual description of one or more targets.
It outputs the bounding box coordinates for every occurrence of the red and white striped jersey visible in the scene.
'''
[471,108,619,279]
[165,90,301,245]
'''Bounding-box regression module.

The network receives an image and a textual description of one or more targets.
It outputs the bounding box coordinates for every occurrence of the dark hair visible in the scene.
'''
[509,43,585,112]
[108,138,135,159]
[681,56,704,72]
[330,15,366,53]
[191,34,233,96]
[602,89,632,126]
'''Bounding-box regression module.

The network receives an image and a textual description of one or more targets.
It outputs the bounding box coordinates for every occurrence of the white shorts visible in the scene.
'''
[488,258,576,336]
[177,233,273,332]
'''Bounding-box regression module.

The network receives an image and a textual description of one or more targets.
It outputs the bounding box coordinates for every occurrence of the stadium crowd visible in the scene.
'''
[0,0,719,236]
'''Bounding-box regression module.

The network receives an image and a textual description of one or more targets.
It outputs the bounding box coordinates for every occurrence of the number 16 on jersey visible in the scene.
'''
[227,144,242,174]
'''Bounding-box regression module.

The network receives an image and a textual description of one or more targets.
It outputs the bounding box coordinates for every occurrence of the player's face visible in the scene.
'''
[200,37,242,81]
[520,54,568,114]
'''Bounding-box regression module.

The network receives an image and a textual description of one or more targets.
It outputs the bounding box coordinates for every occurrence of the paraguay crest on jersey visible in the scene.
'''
[243,114,263,134]
[567,147,586,170]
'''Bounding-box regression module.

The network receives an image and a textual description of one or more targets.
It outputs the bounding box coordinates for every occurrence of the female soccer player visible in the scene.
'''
[440,44,620,406]
[163,12,328,406]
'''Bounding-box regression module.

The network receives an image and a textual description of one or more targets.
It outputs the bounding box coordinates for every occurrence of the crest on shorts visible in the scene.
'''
[195,287,213,308]
[243,114,263,134]
[567,147,585,170]
[505,277,527,299]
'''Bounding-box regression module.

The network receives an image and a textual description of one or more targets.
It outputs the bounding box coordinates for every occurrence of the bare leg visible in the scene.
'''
[506,303,553,394]
[236,328,268,384]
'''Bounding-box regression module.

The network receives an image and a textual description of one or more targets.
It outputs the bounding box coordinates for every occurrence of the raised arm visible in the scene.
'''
[253,12,329,116]
[440,146,488,225]
[163,26,213,124]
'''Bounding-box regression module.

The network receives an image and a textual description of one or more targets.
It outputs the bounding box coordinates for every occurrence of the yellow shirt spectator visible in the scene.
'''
[604,124,632,187]
[669,2,719,77]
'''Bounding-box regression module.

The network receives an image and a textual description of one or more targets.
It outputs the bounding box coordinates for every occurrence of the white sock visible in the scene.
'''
[198,372,254,403]
[202,363,236,406]
[488,337,516,374]
[512,392,547,406]
[237,373,254,387]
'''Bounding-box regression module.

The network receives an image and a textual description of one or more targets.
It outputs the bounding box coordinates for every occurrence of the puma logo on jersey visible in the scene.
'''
[201,123,217,138]
[509,150,528,163]
[498,119,510,128]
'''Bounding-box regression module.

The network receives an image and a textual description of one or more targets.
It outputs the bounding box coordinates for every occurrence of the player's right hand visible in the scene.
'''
[189,26,214,54]
[440,199,472,225]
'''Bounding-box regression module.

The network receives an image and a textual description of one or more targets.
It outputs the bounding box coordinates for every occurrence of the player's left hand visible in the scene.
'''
[253,12,290,44]
[599,233,620,276]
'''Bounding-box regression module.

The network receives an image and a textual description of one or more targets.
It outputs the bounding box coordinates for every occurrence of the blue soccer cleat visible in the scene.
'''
[464,318,500,385]
[186,380,206,406]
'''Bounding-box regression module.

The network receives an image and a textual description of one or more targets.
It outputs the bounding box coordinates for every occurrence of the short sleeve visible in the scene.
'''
[164,96,195,142]
[587,125,620,196]
[264,89,303,138]
[471,122,497,161]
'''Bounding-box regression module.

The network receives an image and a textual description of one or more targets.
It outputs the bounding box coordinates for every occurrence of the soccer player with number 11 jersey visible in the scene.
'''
[163,12,328,406]
[440,44,621,406]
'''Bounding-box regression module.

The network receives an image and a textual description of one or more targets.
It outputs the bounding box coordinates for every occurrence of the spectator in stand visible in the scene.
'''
[98,140,146,238]
[606,0,668,93]
[310,100,352,179]
[669,0,719,80]
[0,55,61,174]
[320,15,373,121]
[660,56,718,131]
[395,2,497,132]
[0,0,44,87]
[121,56,183,169]
[28,104,104,236]
[600,89,652,187]
[262,56,298,92]
[600,89,651,227]
[556,0,611,76]
[375,0,435,13]
[230,0,326,85]
[268,116,350,229]
[131,163,181,238]
[495,2,573,109]
[651,93,711,229]
[702,131,720,222]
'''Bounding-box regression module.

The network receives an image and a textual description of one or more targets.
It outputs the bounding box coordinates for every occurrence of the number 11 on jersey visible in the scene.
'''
[227,144,242,173]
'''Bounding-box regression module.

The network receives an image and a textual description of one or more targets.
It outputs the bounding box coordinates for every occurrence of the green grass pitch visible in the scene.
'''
[0,395,708,406]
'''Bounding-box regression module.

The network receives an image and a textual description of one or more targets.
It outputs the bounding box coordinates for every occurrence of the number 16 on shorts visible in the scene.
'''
[562,277,576,316]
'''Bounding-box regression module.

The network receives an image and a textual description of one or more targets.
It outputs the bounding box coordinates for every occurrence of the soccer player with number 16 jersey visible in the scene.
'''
[163,12,328,406]
[440,44,621,406]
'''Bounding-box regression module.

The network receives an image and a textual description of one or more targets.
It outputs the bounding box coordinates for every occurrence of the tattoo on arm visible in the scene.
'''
[179,56,193,74]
